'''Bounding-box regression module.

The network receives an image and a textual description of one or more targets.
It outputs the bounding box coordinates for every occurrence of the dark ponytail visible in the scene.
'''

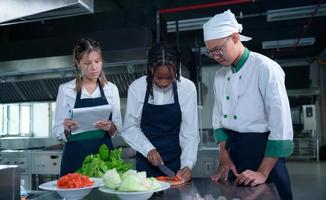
[146,43,181,97]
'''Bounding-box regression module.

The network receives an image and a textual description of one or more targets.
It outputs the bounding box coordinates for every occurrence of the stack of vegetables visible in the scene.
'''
[77,144,133,177]
[103,168,161,192]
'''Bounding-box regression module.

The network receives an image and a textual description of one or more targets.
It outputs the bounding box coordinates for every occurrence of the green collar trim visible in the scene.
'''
[232,48,250,73]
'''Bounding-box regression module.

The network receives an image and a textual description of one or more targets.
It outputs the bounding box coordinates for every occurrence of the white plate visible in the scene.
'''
[99,181,170,200]
[39,177,104,200]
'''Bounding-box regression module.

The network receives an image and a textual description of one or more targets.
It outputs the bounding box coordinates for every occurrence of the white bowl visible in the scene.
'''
[99,181,170,200]
[39,177,104,200]
[56,188,92,200]
[116,192,153,200]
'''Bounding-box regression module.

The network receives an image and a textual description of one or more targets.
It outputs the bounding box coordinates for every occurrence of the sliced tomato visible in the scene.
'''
[57,173,94,189]
[172,176,182,182]
[155,175,184,186]
[156,175,182,181]
[156,176,169,181]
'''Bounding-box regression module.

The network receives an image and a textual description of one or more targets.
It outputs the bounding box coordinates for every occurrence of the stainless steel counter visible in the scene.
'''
[32,178,280,200]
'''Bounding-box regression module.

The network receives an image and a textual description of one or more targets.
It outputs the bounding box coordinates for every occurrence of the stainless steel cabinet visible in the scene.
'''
[0,150,32,190]
[192,149,219,178]
[31,150,62,190]
[0,150,62,190]
[32,151,61,175]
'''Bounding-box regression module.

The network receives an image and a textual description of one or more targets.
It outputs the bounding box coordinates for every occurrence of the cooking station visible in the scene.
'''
[31,178,280,200]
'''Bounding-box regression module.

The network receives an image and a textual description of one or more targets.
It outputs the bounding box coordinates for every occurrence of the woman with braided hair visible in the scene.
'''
[53,38,122,176]
[122,43,199,181]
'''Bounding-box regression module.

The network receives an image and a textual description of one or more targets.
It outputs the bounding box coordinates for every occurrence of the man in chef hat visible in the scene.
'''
[203,10,293,200]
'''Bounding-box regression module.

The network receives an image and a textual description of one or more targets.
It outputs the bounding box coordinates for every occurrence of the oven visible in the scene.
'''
[31,150,62,190]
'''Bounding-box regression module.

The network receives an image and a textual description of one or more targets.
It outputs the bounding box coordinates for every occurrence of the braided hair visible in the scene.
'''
[72,38,108,92]
[146,43,181,97]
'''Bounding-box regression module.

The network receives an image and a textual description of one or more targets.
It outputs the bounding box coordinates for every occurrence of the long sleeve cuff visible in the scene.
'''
[55,126,68,142]
[110,128,119,138]
[181,160,195,170]
[142,143,156,158]
[265,139,294,157]
[214,128,228,143]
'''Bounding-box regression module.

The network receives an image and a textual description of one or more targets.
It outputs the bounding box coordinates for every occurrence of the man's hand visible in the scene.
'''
[211,142,238,181]
[236,157,278,187]
[177,167,191,182]
[211,150,238,182]
[147,149,163,166]
[236,170,267,186]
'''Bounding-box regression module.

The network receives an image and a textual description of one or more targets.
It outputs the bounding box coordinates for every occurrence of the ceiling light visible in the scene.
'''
[275,58,312,67]
[166,11,262,33]
[167,17,210,32]
[262,37,315,49]
[267,4,326,22]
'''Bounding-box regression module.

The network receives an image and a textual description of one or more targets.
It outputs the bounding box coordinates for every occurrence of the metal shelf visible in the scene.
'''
[290,138,319,161]
[287,88,320,97]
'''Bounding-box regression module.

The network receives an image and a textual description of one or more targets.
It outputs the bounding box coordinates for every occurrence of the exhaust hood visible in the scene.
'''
[0,0,94,26]
[0,49,148,103]
[0,24,152,103]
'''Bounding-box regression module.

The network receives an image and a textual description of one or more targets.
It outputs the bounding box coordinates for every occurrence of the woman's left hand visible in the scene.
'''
[94,120,117,136]
[176,167,192,182]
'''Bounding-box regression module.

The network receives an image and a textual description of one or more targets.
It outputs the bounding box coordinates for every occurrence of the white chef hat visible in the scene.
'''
[203,9,251,42]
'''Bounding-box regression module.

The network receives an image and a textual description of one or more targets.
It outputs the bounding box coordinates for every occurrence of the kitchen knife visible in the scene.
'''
[157,162,175,177]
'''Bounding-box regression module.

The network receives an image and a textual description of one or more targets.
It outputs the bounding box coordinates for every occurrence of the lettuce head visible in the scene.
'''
[103,168,121,189]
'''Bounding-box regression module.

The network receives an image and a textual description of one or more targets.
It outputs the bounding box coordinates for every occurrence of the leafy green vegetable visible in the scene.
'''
[77,144,134,177]
[106,148,134,174]
[99,144,109,161]
[77,154,107,177]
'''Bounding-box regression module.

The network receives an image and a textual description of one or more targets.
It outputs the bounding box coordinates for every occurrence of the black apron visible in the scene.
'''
[136,82,182,177]
[60,82,114,176]
[225,129,293,200]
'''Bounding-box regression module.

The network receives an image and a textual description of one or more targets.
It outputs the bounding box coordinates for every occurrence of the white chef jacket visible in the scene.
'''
[122,76,200,169]
[53,79,122,142]
[212,50,293,157]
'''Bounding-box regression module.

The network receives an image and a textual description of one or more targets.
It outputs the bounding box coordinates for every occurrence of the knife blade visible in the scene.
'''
[157,162,175,177]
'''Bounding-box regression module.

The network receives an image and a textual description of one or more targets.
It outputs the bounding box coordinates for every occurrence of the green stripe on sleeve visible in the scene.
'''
[214,128,228,143]
[265,140,294,157]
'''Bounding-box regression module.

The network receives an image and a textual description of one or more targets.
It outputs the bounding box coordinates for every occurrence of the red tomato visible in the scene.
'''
[57,173,94,189]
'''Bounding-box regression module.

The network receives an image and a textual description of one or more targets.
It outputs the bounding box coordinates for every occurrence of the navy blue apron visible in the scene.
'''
[224,129,293,200]
[136,82,182,177]
[60,81,114,176]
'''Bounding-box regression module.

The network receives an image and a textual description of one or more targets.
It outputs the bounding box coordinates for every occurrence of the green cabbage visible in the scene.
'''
[103,168,121,189]
[117,170,161,192]
[149,177,161,190]
[118,174,148,192]
[121,170,137,180]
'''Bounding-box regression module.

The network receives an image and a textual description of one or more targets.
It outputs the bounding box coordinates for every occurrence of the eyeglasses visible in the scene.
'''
[206,36,230,57]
